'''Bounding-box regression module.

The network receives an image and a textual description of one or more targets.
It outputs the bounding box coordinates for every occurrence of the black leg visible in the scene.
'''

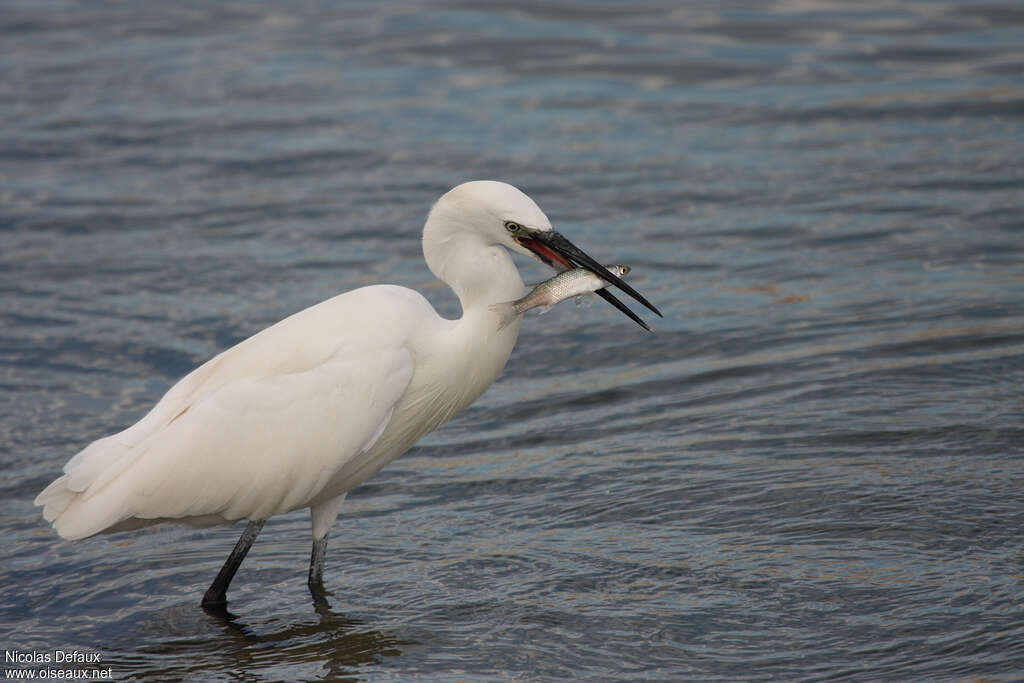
[308,534,328,589]
[308,533,329,606]
[201,519,265,610]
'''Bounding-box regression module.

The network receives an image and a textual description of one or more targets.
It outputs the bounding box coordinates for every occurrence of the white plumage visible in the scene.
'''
[35,180,657,609]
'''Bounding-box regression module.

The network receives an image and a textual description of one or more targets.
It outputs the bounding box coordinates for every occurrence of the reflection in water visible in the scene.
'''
[122,594,405,681]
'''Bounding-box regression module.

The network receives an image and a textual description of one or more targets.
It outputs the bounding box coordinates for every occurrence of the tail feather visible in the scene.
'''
[35,475,76,523]
[35,349,230,539]
[34,433,142,539]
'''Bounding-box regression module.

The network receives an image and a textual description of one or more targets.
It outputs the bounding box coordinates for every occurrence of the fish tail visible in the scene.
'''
[488,301,520,331]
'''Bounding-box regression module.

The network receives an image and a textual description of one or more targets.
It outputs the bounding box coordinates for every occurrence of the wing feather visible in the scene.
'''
[37,285,424,539]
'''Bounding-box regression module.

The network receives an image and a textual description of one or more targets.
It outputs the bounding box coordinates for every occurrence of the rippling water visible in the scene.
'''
[2,0,1023,680]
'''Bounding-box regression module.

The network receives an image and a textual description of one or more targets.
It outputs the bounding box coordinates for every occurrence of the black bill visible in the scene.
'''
[518,229,662,330]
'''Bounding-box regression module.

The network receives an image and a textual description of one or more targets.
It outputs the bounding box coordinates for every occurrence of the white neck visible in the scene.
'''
[422,211,526,318]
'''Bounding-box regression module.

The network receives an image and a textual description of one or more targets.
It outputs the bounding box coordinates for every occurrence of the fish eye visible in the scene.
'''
[504,221,522,234]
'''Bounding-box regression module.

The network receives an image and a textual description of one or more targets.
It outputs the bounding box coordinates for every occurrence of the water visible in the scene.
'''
[2,0,1022,680]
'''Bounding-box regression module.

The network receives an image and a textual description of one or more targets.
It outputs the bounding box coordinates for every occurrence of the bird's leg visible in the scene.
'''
[307,494,345,605]
[201,519,265,610]
[308,533,328,602]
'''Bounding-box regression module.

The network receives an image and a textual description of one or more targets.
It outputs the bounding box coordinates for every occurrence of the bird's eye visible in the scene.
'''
[504,221,522,234]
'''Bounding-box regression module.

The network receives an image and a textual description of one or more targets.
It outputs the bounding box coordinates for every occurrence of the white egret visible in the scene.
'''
[35,180,660,611]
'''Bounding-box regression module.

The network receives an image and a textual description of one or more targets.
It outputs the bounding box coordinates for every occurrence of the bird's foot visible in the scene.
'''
[201,591,232,618]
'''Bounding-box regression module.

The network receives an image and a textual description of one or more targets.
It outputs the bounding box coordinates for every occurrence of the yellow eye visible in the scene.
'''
[504,221,522,234]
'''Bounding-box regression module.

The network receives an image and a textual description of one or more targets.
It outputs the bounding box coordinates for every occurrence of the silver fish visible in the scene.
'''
[489,264,631,330]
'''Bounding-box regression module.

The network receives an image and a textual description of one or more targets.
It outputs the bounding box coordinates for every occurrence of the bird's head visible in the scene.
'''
[425,180,661,329]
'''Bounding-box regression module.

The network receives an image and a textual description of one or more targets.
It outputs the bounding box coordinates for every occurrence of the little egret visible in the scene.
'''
[35,180,660,610]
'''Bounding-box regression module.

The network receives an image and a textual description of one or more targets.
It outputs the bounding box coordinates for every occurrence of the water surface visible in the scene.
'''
[2,1,1023,680]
